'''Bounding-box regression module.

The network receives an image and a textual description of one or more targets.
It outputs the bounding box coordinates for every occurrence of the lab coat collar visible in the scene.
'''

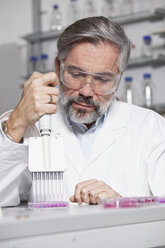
[55,99,129,175]
[103,98,129,130]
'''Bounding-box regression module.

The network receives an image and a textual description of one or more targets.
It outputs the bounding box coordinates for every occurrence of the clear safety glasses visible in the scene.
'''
[60,63,120,95]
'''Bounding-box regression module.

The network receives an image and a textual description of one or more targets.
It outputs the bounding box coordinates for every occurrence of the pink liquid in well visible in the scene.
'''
[28,201,69,208]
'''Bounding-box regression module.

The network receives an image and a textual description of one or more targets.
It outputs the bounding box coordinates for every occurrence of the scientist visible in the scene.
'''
[0,16,165,207]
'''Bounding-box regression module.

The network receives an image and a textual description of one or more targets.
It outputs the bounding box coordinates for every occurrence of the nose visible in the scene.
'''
[79,76,94,97]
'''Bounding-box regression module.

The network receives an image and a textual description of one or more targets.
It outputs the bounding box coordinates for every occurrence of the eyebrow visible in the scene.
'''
[66,65,116,77]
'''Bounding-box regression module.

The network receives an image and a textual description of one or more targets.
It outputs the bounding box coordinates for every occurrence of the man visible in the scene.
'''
[0,16,165,207]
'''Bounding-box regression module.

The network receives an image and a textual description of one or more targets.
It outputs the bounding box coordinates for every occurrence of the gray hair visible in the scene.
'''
[57,16,130,73]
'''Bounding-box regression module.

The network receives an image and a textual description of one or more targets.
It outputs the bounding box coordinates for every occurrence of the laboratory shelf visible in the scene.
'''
[22,8,165,43]
[127,54,165,68]
[154,103,165,116]
[151,29,165,38]
[112,8,165,25]
[22,29,64,42]
[139,104,165,116]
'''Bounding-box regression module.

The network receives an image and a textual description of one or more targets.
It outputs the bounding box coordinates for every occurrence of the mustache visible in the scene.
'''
[64,95,100,113]
[72,95,97,107]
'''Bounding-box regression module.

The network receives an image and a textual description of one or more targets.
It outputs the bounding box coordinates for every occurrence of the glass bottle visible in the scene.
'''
[124,77,133,104]
[50,4,62,31]
[121,0,134,15]
[141,35,152,57]
[40,54,48,73]
[143,73,153,109]
[106,0,120,17]
[67,0,79,25]
[85,0,96,17]
[29,56,38,74]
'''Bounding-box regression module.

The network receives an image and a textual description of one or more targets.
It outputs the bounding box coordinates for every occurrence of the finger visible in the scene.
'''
[74,179,98,205]
[69,195,85,204]
[89,195,97,205]
[89,186,110,205]
[33,94,58,105]
[96,192,111,204]
[33,72,59,87]
[28,71,44,81]
[44,86,59,96]
[80,181,106,203]
[22,72,44,97]
[81,192,90,204]
[69,195,76,202]
[69,195,87,206]
[25,71,44,87]
[96,191,121,204]
[69,195,84,206]
[48,95,58,104]
[36,103,58,117]
[89,184,111,197]
[30,86,59,104]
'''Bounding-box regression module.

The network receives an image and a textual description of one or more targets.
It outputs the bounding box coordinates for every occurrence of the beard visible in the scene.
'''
[58,83,114,124]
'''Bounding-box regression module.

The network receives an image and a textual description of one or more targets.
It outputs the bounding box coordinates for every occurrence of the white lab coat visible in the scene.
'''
[0,100,165,207]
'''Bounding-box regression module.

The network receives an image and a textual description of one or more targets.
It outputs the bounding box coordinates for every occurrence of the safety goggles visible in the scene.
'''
[60,63,120,95]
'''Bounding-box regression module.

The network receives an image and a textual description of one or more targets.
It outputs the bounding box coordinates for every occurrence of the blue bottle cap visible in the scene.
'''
[143,35,152,41]
[53,4,59,9]
[41,54,48,60]
[143,73,151,79]
[30,56,38,62]
[125,77,133,82]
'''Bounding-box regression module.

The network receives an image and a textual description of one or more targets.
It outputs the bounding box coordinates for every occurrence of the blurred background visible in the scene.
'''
[0,0,165,116]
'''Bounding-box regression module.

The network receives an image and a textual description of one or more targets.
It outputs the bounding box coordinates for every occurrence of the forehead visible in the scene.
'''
[64,42,120,73]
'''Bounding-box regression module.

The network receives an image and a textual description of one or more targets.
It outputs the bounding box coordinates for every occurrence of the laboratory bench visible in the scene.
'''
[1,203,165,248]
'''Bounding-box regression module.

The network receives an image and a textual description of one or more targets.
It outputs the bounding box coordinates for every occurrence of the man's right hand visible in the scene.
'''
[5,72,59,143]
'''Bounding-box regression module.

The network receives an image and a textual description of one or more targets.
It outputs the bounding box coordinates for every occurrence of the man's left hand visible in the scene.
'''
[70,179,121,205]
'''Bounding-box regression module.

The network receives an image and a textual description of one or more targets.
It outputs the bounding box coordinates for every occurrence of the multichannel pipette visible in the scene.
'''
[28,114,67,208]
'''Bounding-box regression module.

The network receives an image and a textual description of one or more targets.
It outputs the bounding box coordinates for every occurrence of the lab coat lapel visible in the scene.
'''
[87,100,128,166]
[51,110,86,176]
[62,126,86,175]
[87,123,125,166]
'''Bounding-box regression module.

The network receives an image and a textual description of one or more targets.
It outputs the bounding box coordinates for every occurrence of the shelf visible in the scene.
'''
[21,54,165,83]
[22,29,64,42]
[151,29,165,38]
[144,104,165,116]
[141,104,165,116]
[127,54,165,68]
[112,8,165,25]
[154,103,165,115]
[22,8,165,43]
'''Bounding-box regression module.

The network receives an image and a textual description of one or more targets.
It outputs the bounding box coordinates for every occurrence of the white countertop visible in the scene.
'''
[1,203,165,242]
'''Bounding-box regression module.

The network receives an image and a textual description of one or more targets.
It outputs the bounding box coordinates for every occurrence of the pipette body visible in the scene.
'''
[28,114,66,205]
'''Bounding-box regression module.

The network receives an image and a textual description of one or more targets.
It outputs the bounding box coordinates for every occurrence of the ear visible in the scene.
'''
[54,57,60,77]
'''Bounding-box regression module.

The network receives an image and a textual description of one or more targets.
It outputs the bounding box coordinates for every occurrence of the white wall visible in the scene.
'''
[0,0,165,114]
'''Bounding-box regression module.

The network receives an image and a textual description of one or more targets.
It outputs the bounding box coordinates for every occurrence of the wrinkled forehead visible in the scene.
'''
[64,41,120,73]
